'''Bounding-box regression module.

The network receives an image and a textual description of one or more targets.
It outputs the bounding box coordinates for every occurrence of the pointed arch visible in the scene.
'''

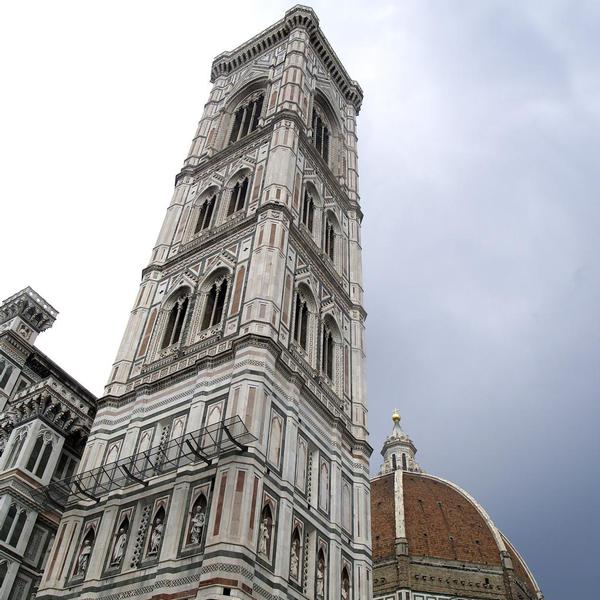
[341,565,351,600]
[225,79,268,146]
[187,492,208,545]
[199,267,231,331]
[160,286,192,349]
[224,168,252,217]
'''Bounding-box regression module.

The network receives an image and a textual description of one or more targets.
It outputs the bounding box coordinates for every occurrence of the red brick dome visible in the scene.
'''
[371,470,543,600]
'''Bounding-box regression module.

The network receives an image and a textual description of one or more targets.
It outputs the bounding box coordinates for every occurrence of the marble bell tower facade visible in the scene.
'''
[37,6,371,600]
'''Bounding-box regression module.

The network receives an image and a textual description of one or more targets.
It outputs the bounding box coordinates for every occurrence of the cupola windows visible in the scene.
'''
[195,195,216,233]
[229,94,264,144]
[201,279,228,330]
[312,108,330,163]
[161,295,189,349]
[228,177,250,216]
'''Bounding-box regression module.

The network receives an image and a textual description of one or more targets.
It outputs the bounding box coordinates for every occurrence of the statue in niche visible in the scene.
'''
[290,532,300,580]
[148,517,163,556]
[316,554,325,598]
[189,504,206,545]
[258,516,270,556]
[76,539,92,576]
[110,527,128,565]
[341,570,350,600]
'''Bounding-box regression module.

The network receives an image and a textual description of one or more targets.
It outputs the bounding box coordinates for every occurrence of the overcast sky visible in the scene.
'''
[1,1,598,597]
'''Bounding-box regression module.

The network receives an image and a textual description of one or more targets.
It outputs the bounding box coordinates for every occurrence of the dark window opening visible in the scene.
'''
[229,94,264,144]
[324,219,335,261]
[228,177,250,216]
[201,280,228,330]
[293,293,309,350]
[195,195,216,233]
[301,190,315,232]
[312,108,330,163]
[161,296,189,349]
[402,453,408,470]
[26,437,44,472]
[321,324,334,379]
[8,510,27,547]
[0,504,17,541]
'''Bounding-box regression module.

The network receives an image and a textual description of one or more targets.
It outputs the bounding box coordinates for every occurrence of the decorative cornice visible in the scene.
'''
[0,287,58,333]
[210,5,363,113]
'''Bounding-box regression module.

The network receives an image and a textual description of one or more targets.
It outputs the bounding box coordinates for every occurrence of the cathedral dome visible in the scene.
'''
[371,413,543,600]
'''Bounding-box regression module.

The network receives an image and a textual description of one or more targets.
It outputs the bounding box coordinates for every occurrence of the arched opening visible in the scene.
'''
[293,291,309,349]
[0,504,17,541]
[319,462,330,512]
[5,429,27,469]
[161,292,190,349]
[0,560,7,589]
[195,194,216,232]
[316,548,326,598]
[301,189,315,232]
[25,436,44,472]
[229,93,264,144]
[187,493,207,545]
[74,527,95,577]
[402,453,408,470]
[391,453,397,470]
[258,504,273,558]
[227,176,250,216]
[312,107,330,163]
[321,323,334,379]
[289,526,301,581]
[147,507,165,557]
[324,216,336,261]
[201,278,228,330]
[341,566,351,600]
[110,516,130,566]
[35,441,53,478]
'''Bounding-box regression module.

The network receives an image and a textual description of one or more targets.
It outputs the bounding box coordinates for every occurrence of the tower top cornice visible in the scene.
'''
[0,286,58,338]
[210,5,363,113]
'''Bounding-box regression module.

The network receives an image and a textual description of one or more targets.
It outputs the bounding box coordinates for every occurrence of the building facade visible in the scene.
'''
[0,287,97,598]
[38,6,371,600]
[371,412,543,600]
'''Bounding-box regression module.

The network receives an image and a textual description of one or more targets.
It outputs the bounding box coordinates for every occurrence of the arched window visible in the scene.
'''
[228,177,250,216]
[402,453,408,471]
[324,217,335,261]
[321,323,334,380]
[341,566,351,600]
[0,504,17,541]
[201,279,228,330]
[293,292,309,350]
[391,453,398,471]
[161,295,189,349]
[0,560,7,589]
[195,195,216,233]
[5,428,27,469]
[301,190,315,232]
[26,433,53,479]
[229,94,264,144]
[312,108,330,162]
[8,510,27,547]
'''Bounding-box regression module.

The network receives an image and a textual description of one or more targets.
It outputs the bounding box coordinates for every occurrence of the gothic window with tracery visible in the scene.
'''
[0,357,14,390]
[301,190,315,232]
[324,218,335,261]
[312,108,330,163]
[0,503,27,548]
[201,279,228,330]
[321,323,334,380]
[26,432,53,479]
[5,427,27,469]
[195,195,216,233]
[293,292,309,350]
[228,177,250,216]
[161,296,189,349]
[0,560,7,589]
[229,94,264,144]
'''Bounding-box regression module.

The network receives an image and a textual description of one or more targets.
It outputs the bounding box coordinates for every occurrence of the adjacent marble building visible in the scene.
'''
[0,288,96,598]
[371,412,544,600]
[38,6,371,600]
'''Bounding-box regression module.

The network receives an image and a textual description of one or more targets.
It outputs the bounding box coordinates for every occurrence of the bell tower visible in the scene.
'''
[38,6,371,600]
